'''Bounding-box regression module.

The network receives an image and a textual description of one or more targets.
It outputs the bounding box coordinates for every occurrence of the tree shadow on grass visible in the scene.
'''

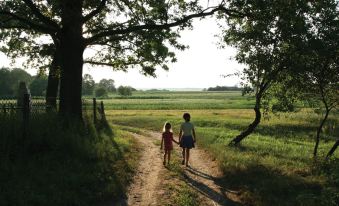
[99,133,137,206]
[198,121,319,140]
[220,164,323,206]
[183,166,242,206]
[232,144,312,165]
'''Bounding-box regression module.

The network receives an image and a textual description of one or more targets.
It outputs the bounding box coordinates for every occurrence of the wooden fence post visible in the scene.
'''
[100,101,106,121]
[93,98,97,125]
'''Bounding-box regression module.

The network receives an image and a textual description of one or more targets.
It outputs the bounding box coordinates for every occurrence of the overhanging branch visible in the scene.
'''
[82,0,107,23]
[84,60,139,68]
[22,0,59,29]
[84,61,116,67]
[0,11,56,34]
[85,5,242,45]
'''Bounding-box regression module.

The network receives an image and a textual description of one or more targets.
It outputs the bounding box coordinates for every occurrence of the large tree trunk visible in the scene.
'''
[326,140,339,159]
[46,50,60,110]
[313,108,330,157]
[229,92,262,146]
[58,0,84,119]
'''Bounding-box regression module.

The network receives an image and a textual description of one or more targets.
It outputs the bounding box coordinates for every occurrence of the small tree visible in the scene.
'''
[98,79,116,93]
[82,74,95,96]
[222,0,309,145]
[95,87,108,98]
[0,68,32,96]
[117,86,132,96]
[286,0,339,157]
[29,75,48,96]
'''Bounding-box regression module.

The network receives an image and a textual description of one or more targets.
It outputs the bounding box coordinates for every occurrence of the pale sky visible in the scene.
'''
[0,12,243,90]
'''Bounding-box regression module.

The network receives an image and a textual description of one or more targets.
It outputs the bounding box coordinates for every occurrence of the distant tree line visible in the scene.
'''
[0,68,47,97]
[82,73,136,97]
[0,68,136,98]
[206,86,242,91]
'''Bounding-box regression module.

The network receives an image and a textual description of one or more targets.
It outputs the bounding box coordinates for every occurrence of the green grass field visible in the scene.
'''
[105,91,339,206]
[99,91,255,110]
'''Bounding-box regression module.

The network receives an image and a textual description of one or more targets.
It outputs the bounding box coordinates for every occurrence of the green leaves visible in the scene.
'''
[1,0,216,76]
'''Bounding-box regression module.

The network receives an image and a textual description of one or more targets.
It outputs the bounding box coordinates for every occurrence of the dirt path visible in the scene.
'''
[115,132,165,206]
[183,143,241,206]
[116,130,241,206]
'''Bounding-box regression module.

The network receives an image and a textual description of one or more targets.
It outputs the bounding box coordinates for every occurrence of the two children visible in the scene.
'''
[160,113,196,166]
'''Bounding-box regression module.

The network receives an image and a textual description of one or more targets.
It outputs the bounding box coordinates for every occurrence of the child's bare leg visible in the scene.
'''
[185,149,190,166]
[181,148,185,164]
[163,150,167,165]
[167,150,171,164]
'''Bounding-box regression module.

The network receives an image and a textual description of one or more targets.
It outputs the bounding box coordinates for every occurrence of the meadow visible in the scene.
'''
[105,91,339,206]
[100,91,255,110]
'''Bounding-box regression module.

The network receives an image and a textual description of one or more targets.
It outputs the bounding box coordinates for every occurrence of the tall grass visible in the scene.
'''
[0,113,139,206]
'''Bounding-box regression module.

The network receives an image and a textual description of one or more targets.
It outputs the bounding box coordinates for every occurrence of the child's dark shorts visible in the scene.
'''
[180,135,194,149]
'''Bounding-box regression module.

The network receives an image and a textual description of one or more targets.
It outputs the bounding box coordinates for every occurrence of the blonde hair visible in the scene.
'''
[163,122,172,132]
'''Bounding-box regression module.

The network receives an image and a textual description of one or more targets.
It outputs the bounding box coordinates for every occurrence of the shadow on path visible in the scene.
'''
[183,166,242,206]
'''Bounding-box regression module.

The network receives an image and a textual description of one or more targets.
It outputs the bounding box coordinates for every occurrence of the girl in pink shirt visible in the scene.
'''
[161,122,178,165]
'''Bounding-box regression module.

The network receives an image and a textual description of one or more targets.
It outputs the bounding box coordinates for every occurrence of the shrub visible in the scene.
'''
[95,87,108,97]
[117,86,132,96]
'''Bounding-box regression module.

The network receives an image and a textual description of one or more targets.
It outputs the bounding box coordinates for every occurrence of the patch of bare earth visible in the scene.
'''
[114,132,166,206]
[115,130,242,206]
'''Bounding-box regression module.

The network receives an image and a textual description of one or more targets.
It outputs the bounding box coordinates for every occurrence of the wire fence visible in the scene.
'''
[0,95,107,137]
[0,97,53,117]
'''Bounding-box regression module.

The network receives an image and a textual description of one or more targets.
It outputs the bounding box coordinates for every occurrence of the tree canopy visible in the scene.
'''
[98,79,116,93]
[222,0,311,145]
[0,68,32,97]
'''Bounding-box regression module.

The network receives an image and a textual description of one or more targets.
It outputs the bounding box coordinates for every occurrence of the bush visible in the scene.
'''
[117,86,132,96]
[95,87,108,97]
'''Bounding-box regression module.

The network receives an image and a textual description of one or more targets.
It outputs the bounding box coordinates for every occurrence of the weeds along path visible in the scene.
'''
[116,130,241,206]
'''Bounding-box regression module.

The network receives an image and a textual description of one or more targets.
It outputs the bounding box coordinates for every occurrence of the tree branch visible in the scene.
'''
[82,0,107,23]
[84,60,138,68]
[84,61,116,67]
[0,11,55,34]
[21,0,59,29]
[85,5,238,45]
[218,7,248,18]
